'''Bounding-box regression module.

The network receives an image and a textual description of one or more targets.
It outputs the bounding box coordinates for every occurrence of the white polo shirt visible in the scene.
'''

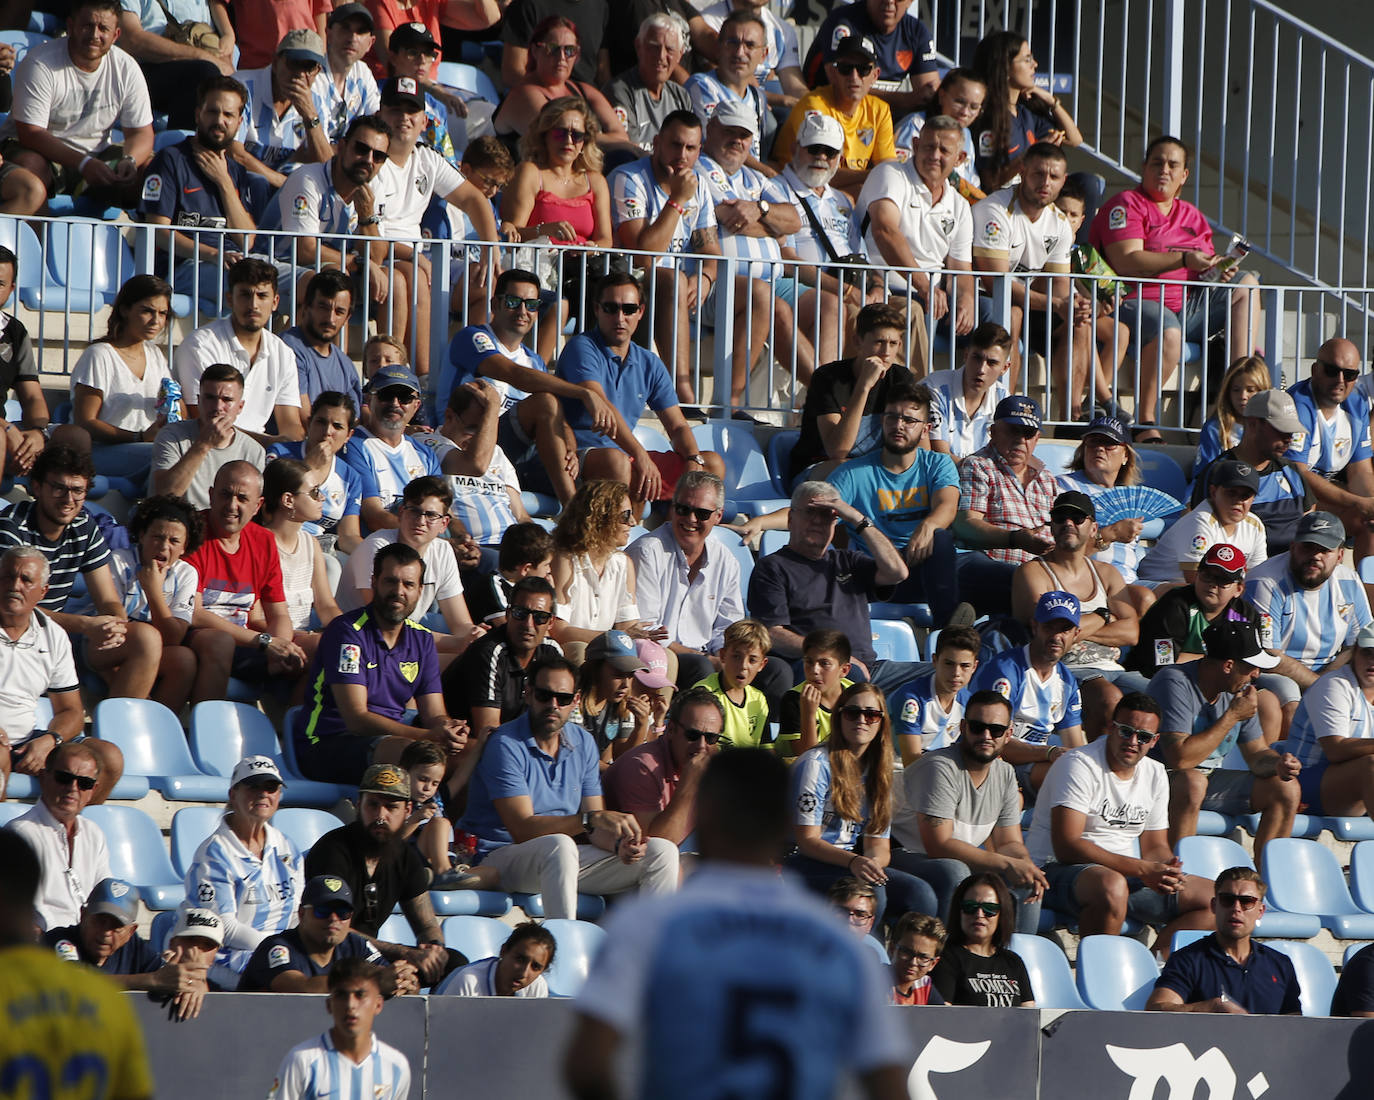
[7,798,109,932]
[971,186,1074,272]
[856,160,972,286]
[376,143,465,240]
[0,608,78,737]
[173,317,301,435]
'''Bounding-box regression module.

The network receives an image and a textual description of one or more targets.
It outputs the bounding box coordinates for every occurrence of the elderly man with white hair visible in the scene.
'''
[606,13,695,151]
[747,480,919,693]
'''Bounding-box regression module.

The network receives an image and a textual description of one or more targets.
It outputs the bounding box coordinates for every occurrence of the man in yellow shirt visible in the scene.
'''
[772,38,896,198]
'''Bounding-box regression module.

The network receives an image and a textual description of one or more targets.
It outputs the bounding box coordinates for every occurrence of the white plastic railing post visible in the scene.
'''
[1162,0,1186,137]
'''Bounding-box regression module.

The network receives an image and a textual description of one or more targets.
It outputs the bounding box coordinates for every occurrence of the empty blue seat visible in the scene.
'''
[34,220,139,313]
[691,420,789,517]
[0,29,49,62]
[1347,841,1374,913]
[512,892,606,921]
[0,803,29,827]
[429,889,514,918]
[1239,812,1323,838]
[766,429,800,495]
[83,804,183,910]
[169,806,224,877]
[1327,817,1374,843]
[711,528,754,592]
[441,915,508,965]
[1075,934,1158,1010]
[189,700,278,776]
[1174,834,1320,937]
[1262,837,1374,938]
[1170,928,1210,953]
[1344,942,1372,967]
[272,807,344,855]
[758,528,787,557]
[631,424,670,452]
[94,698,227,801]
[378,913,417,948]
[871,619,919,663]
[869,601,933,628]
[433,60,500,104]
[541,918,607,997]
[1265,939,1336,1017]
[1009,933,1087,1010]
[1136,450,1188,502]
[1195,811,1238,835]
[1034,442,1076,477]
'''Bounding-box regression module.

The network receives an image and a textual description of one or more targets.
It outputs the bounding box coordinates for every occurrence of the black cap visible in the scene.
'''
[380,76,425,112]
[1201,620,1280,669]
[1051,490,1096,519]
[829,36,878,65]
[387,21,438,52]
[327,2,374,30]
[1208,459,1260,493]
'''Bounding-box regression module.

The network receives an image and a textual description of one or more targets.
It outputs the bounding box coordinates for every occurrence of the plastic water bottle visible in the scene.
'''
[158,377,182,424]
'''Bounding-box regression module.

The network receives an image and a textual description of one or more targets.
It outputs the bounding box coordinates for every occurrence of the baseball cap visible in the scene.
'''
[1295,510,1346,550]
[1051,490,1096,519]
[277,28,326,68]
[1356,622,1374,650]
[230,754,283,789]
[828,36,878,65]
[796,111,844,153]
[1034,590,1081,626]
[586,629,648,674]
[360,763,412,800]
[994,395,1042,431]
[711,102,759,136]
[1084,414,1131,446]
[1208,459,1260,494]
[1201,619,1280,668]
[380,76,425,112]
[327,2,374,29]
[170,908,225,946]
[387,21,438,52]
[367,363,423,396]
[302,875,355,909]
[633,638,673,689]
[1244,388,1304,434]
[1200,543,1247,576]
[85,878,138,925]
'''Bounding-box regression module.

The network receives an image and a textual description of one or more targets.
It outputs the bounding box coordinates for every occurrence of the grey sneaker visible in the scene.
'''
[945,602,977,628]
[430,869,483,891]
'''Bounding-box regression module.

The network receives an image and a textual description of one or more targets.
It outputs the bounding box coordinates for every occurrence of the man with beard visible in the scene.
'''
[890,690,1047,931]
[970,590,1085,796]
[1148,620,1296,859]
[140,76,269,313]
[1245,511,1372,734]
[293,541,468,786]
[340,365,441,534]
[281,268,364,423]
[827,381,960,623]
[305,764,456,987]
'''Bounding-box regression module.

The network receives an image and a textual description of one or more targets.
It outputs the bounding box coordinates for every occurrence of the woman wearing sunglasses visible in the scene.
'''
[786,683,937,933]
[183,755,304,991]
[931,872,1035,1007]
[260,458,342,665]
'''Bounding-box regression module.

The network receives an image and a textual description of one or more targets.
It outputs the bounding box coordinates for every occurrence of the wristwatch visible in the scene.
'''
[303,115,321,130]
[757,199,771,221]
[255,631,273,651]
[855,516,873,534]
[358,215,381,227]
[580,810,594,832]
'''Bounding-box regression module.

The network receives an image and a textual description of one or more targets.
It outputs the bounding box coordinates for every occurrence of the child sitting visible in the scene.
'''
[890,912,947,1005]
[399,740,496,891]
[464,521,555,626]
[775,629,854,760]
[695,619,771,749]
[889,626,982,765]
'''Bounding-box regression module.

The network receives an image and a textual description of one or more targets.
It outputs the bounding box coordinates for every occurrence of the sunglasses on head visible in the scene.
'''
[311,904,353,920]
[833,61,874,77]
[681,727,722,744]
[841,705,882,723]
[533,686,576,706]
[351,140,388,163]
[1216,891,1261,910]
[1319,359,1361,382]
[673,502,716,522]
[53,769,97,791]
[550,125,587,144]
[599,301,642,316]
[960,899,1001,916]
[500,294,541,312]
[508,605,553,625]
[1114,721,1157,745]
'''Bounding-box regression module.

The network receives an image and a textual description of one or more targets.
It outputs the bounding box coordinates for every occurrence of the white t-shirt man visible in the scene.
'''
[337,531,463,619]
[0,36,152,153]
[971,186,1074,272]
[855,160,972,288]
[0,608,79,739]
[376,143,465,240]
[173,317,301,435]
[1025,736,1170,866]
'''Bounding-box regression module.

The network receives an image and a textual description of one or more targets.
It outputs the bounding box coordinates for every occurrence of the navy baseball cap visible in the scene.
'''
[328,2,374,29]
[302,875,355,909]
[1034,590,1081,626]
[1084,414,1131,445]
[1051,490,1096,519]
[994,395,1043,431]
[1208,459,1260,494]
[367,363,423,396]
[86,878,138,925]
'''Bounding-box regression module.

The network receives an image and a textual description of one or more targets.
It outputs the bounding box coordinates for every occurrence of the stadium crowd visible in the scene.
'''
[0,0,1372,1092]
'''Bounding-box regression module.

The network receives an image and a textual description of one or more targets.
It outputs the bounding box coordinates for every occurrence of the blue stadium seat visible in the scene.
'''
[34,220,139,313]
[766,429,800,495]
[1361,558,1374,586]
[541,918,606,997]
[758,529,787,557]
[512,892,606,921]
[93,698,228,801]
[691,420,789,517]
[153,129,193,152]
[1008,933,1088,1010]
[1347,841,1374,913]
[0,29,49,62]
[712,528,754,592]
[1265,939,1336,1017]
[1262,837,1374,938]
[871,619,919,663]
[378,913,417,948]
[84,804,184,910]
[1344,942,1372,967]
[1076,933,1158,1010]
[1194,811,1238,835]
[861,934,890,966]
[1238,811,1323,838]
[520,490,560,519]
[24,11,59,33]
[429,889,514,918]
[149,909,177,954]
[169,806,223,878]
[1136,450,1188,503]
[1176,834,1251,880]
[434,61,500,104]
[272,807,344,855]
[631,424,670,452]
[869,601,933,628]
[1035,441,1076,476]
[278,706,355,804]
[1170,928,1210,953]
[1328,817,1374,842]
[189,701,349,808]
[440,915,508,966]
[0,803,29,827]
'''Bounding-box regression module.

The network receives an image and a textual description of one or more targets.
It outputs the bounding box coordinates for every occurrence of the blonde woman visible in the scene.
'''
[1196,355,1273,476]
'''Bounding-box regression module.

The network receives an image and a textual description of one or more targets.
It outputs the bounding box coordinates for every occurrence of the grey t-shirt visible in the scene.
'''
[1146,662,1263,774]
[605,67,694,150]
[892,745,1020,854]
[150,420,267,509]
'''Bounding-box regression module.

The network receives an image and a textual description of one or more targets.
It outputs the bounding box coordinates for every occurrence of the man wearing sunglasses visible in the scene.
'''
[232,30,333,185]
[1147,868,1300,1014]
[1026,691,1215,940]
[340,364,442,534]
[800,0,939,117]
[1149,619,1298,860]
[460,655,680,918]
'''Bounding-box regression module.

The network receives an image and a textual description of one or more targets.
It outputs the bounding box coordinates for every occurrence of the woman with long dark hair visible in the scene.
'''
[930,871,1036,1006]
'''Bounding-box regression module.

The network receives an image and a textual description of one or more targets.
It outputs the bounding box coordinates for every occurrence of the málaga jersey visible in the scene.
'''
[889,669,969,752]
[269,1031,410,1100]
[1246,554,1372,668]
[1287,378,1372,477]
[972,645,1081,744]
[1288,665,1374,767]
[0,945,153,1100]
[791,745,888,848]
[574,864,904,1100]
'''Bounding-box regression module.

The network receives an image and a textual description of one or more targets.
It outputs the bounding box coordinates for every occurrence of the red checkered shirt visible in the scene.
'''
[958,443,1060,564]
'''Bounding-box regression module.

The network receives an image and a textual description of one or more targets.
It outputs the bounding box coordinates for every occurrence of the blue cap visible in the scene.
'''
[367,363,423,395]
[994,395,1043,430]
[1084,414,1131,445]
[302,875,355,909]
[85,878,138,925]
[585,629,648,673]
[1034,590,1081,626]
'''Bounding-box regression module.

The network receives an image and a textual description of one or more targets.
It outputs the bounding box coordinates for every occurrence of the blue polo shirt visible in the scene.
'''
[557,330,678,450]
[280,326,365,415]
[459,713,602,857]
[294,606,442,747]
[137,137,268,230]
[1153,933,1301,1015]
[44,925,162,976]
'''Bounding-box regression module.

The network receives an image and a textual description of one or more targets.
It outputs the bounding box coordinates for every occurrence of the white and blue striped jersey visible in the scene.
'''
[1288,664,1374,768]
[312,60,380,145]
[778,166,859,264]
[411,430,522,545]
[609,157,716,270]
[1287,378,1373,478]
[236,66,310,171]
[339,429,442,514]
[269,444,364,537]
[971,645,1082,745]
[683,73,767,158]
[892,112,979,188]
[790,745,888,849]
[697,155,790,281]
[889,669,968,752]
[269,1031,410,1100]
[1246,554,1372,668]
[445,956,549,997]
[575,863,905,1100]
[184,817,304,986]
[924,366,1008,459]
[1057,471,1144,583]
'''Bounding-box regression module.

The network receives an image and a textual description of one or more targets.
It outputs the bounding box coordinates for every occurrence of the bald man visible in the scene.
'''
[1286,337,1374,562]
[184,461,307,701]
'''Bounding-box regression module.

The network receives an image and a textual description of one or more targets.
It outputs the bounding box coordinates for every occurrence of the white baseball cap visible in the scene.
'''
[796,112,844,153]
[170,908,225,946]
[230,755,284,788]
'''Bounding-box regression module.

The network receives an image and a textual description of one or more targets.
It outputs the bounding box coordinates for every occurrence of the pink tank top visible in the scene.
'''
[528,174,596,244]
